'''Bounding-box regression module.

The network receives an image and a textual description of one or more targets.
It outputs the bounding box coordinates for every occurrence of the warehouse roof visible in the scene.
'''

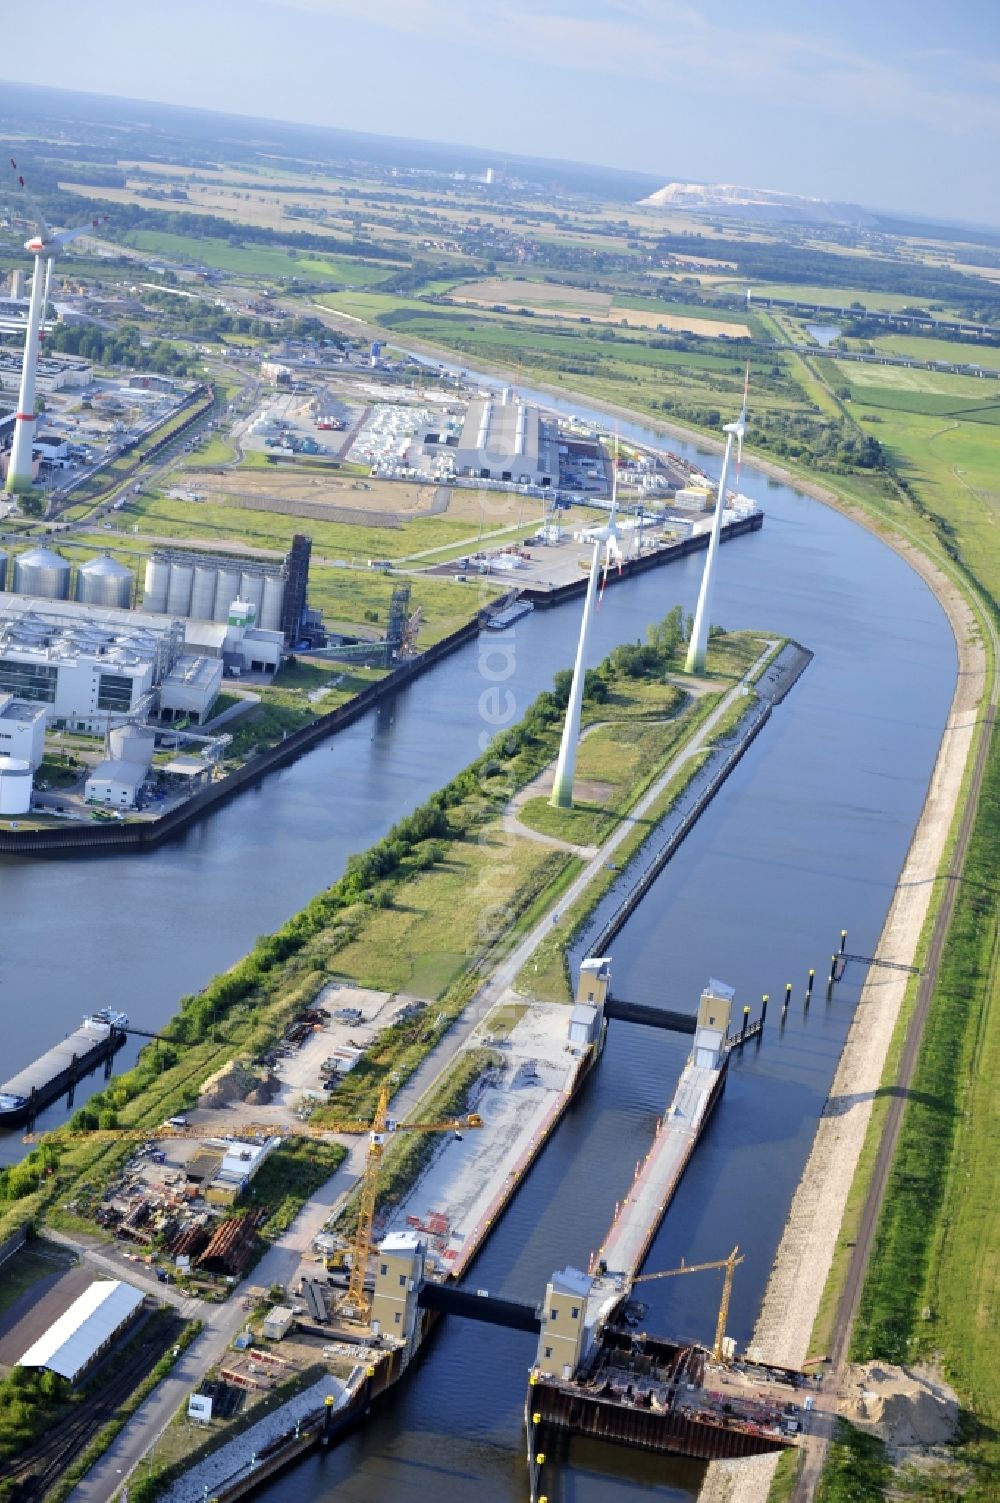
[86,759,147,791]
[18,1279,144,1383]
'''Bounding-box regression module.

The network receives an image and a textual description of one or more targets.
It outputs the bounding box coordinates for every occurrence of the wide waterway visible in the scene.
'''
[0,398,955,1500]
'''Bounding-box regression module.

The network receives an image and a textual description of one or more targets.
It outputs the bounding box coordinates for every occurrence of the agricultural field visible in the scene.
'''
[451,278,613,314]
[447,278,751,337]
[121,229,400,284]
[872,334,1000,372]
[838,366,1000,603]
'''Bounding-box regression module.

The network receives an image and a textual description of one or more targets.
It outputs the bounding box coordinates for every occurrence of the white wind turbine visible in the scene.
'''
[684,368,750,675]
[550,441,623,809]
[5,160,96,495]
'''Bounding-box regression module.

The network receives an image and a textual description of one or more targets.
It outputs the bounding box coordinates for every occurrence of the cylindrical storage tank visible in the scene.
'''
[239,571,264,622]
[143,556,170,614]
[0,550,7,592]
[109,724,156,768]
[260,573,284,632]
[166,560,194,617]
[190,564,218,622]
[13,546,71,600]
[75,554,133,609]
[0,757,32,815]
[213,567,241,622]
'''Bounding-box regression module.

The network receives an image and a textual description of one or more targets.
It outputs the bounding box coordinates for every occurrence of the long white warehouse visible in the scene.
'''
[18,1279,145,1385]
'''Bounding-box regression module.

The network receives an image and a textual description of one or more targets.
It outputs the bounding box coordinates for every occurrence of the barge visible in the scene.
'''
[0,1009,128,1128]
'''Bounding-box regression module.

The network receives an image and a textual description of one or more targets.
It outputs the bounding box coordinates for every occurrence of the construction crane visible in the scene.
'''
[630,1245,744,1363]
[340,1080,482,1317]
[28,1084,484,1322]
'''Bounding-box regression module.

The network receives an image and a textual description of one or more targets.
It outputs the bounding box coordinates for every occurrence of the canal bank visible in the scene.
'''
[3,383,962,1501]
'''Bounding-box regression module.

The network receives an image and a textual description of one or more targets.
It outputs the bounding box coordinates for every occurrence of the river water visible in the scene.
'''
[0,395,954,1500]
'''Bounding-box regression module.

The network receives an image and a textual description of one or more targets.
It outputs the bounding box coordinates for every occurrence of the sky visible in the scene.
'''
[9,0,1000,222]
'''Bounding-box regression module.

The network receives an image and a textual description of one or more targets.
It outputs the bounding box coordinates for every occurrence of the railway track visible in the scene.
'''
[0,1315,182,1502]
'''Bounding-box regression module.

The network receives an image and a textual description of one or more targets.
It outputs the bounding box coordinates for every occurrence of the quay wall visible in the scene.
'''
[590,641,812,957]
[0,514,761,859]
[0,617,479,857]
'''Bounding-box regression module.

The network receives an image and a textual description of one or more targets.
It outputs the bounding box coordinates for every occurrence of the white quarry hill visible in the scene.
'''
[640,181,875,227]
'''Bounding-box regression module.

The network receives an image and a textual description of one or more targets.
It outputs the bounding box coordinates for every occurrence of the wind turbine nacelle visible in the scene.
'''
[25,237,47,255]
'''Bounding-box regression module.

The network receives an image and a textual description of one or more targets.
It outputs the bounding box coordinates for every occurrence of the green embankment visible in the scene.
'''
[759,324,1000,1503]
[0,613,737,1249]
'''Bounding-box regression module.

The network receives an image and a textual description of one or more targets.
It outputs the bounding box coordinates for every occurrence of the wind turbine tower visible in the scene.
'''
[5,166,92,495]
[550,446,621,809]
[684,373,749,675]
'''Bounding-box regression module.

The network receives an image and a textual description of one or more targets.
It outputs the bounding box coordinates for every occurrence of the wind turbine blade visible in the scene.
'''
[51,224,90,249]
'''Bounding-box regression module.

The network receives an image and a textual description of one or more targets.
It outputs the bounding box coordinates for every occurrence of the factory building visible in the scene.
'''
[0,693,46,768]
[450,397,555,486]
[0,349,92,392]
[18,1280,145,1385]
[0,596,228,729]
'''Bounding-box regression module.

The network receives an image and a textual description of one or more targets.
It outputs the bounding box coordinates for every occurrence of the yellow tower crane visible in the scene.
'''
[333,1081,482,1317]
[630,1245,744,1363]
[28,1085,484,1323]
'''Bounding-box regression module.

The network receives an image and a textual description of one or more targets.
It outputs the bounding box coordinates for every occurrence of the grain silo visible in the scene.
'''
[13,546,71,600]
[260,573,285,632]
[239,570,264,622]
[213,566,241,623]
[109,724,156,767]
[165,559,194,617]
[143,556,171,614]
[75,554,133,610]
[190,564,219,622]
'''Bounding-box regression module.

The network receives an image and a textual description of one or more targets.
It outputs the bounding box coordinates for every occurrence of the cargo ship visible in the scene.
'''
[0,1009,129,1128]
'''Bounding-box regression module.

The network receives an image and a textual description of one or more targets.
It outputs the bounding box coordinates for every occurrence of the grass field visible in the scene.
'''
[842,384,1000,605]
[874,335,1000,372]
[122,230,401,284]
[329,829,557,996]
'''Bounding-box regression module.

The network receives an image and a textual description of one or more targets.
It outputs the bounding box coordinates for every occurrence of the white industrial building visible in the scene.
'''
[18,1279,145,1384]
[0,693,46,768]
[85,758,147,809]
[0,593,279,728]
[0,349,92,393]
[450,397,555,486]
[205,1137,281,1205]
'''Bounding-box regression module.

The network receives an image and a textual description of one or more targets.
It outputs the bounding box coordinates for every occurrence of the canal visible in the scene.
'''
[0,400,955,1500]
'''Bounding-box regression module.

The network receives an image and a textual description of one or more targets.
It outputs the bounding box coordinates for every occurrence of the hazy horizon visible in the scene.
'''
[4,0,999,227]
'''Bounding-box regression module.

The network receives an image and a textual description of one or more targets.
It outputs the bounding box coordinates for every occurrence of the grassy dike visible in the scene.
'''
[0,618,758,1251]
[803,725,1000,1503]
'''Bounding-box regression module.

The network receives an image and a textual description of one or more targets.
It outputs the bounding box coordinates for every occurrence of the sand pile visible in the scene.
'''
[841,1362,959,1450]
[198,1059,262,1109]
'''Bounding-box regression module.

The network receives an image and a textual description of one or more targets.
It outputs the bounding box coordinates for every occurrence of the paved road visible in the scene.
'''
[69,646,772,1502]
